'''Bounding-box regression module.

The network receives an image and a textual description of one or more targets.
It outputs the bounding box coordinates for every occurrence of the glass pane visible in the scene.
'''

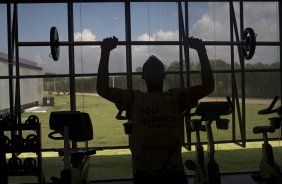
[19,46,69,75]
[0,52,10,77]
[189,2,231,41]
[75,76,128,147]
[245,46,280,68]
[245,72,281,140]
[74,46,126,74]
[0,79,10,115]
[131,2,178,41]
[132,45,179,72]
[0,4,7,53]
[18,4,68,42]
[21,77,70,149]
[244,2,279,42]
[74,3,125,41]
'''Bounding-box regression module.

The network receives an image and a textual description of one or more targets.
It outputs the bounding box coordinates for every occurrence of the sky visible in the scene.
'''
[0,2,280,75]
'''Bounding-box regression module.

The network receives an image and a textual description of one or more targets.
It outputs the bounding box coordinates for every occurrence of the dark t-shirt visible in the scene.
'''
[124,89,188,175]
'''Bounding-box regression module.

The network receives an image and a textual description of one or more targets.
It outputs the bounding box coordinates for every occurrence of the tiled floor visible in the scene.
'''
[92,173,258,184]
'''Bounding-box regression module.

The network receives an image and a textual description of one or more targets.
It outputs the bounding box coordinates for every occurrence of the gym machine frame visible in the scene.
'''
[48,111,96,184]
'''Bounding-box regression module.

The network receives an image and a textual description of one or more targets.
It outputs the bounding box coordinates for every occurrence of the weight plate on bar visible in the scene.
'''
[50,26,60,61]
[242,27,256,60]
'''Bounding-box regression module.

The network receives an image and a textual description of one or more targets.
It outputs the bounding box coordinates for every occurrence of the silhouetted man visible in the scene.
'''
[97,36,214,184]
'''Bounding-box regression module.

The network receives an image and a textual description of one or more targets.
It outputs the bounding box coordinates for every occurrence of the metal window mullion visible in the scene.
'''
[14,3,21,127]
[17,40,282,47]
[67,2,76,111]
[178,2,184,89]
[185,1,190,88]
[279,1,282,138]
[230,2,236,143]
[125,2,132,90]
[7,3,14,115]
[240,0,246,147]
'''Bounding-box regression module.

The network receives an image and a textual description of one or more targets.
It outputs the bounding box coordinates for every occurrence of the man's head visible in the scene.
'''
[142,55,165,92]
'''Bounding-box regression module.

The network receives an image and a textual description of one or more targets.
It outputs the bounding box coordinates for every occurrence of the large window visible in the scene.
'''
[0,0,281,182]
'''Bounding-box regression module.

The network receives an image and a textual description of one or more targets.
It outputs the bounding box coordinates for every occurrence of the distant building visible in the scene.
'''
[0,52,43,114]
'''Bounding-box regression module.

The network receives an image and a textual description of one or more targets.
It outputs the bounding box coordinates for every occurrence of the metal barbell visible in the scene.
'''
[50,27,256,61]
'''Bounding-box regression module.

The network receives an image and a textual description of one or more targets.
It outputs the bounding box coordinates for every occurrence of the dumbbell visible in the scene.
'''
[0,115,4,127]
[23,157,37,172]
[8,156,22,173]
[3,136,11,149]
[3,114,16,128]
[25,115,39,127]
[25,134,39,151]
[11,135,25,152]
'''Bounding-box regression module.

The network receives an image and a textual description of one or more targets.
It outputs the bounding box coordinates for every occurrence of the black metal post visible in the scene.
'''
[240,0,246,147]
[125,1,133,90]
[68,1,76,112]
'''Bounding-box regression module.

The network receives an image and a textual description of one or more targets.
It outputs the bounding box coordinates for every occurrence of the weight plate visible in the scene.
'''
[242,27,256,60]
[50,26,60,61]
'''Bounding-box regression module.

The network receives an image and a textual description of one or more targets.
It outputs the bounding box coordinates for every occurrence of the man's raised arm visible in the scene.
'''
[96,36,125,104]
[188,37,215,102]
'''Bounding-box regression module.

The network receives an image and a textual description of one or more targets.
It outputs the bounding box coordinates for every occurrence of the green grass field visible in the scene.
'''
[6,94,282,183]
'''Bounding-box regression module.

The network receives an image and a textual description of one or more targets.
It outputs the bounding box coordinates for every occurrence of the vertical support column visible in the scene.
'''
[239,0,246,147]
[68,1,76,112]
[67,2,77,149]
[279,2,282,104]
[178,2,184,89]
[125,2,132,90]
[14,3,21,127]
[7,3,14,115]
[185,1,190,88]
[279,1,282,139]
[230,2,245,147]
[230,2,236,142]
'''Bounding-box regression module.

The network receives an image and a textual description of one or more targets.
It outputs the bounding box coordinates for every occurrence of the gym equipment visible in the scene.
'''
[48,26,256,61]
[25,115,40,126]
[3,136,11,149]
[3,114,16,128]
[251,96,282,184]
[24,134,39,151]
[241,27,256,60]
[23,157,37,173]
[50,26,60,61]
[11,134,25,152]
[48,111,96,184]
[0,115,4,125]
[8,156,22,173]
[185,96,232,184]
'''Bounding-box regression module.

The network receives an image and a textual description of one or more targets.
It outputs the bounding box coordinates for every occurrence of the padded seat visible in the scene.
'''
[195,101,232,120]
[58,148,96,158]
[253,126,275,134]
